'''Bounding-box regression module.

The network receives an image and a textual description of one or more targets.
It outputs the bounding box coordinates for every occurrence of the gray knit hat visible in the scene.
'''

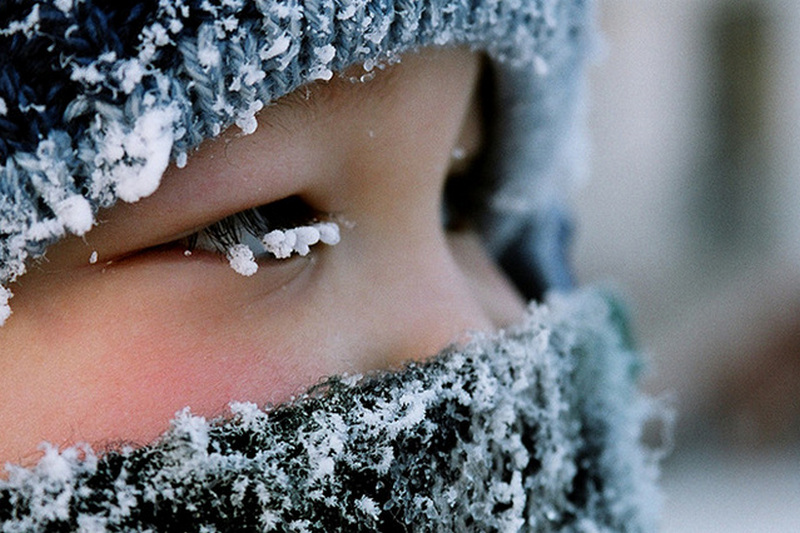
[0,0,593,324]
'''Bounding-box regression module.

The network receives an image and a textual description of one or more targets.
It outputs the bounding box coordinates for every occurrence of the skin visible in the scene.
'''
[0,48,525,468]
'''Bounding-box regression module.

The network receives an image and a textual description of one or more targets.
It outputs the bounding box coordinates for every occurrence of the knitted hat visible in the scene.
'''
[0,0,593,324]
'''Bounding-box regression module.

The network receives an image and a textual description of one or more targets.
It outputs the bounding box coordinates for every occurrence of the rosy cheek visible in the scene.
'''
[66,330,326,451]
[0,251,331,465]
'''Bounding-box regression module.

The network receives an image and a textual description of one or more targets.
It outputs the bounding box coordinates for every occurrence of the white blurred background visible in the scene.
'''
[571,1,800,530]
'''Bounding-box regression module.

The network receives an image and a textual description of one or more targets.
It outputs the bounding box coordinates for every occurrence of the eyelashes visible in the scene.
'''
[185,196,312,253]
[181,196,341,276]
[178,158,481,278]
[223,221,341,276]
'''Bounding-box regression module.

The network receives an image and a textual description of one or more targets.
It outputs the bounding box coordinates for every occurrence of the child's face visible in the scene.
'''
[0,48,524,467]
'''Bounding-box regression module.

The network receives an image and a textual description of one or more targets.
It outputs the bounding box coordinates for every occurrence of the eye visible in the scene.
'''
[441,153,491,233]
[180,196,341,276]
[441,57,493,233]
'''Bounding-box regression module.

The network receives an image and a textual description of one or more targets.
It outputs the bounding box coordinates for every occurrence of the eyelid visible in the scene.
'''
[179,197,341,276]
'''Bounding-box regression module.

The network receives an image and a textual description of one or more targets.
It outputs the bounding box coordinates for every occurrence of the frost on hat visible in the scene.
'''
[0,0,593,323]
[0,290,664,532]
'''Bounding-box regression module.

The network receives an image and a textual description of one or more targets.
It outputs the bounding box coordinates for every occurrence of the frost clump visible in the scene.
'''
[262,221,340,259]
[0,286,12,326]
[226,243,258,276]
[225,221,340,275]
[53,195,93,236]
[100,106,177,203]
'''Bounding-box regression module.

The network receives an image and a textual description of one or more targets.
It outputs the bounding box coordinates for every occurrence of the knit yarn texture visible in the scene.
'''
[0,0,592,323]
[0,289,663,532]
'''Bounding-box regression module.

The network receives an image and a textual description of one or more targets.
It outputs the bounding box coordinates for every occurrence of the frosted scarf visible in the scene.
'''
[1,290,663,532]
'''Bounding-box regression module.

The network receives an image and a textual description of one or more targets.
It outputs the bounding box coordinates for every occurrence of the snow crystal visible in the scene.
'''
[0,286,12,327]
[148,23,171,47]
[0,4,40,37]
[309,45,337,81]
[356,496,381,520]
[53,195,93,236]
[315,222,340,245]
[259,222,340,261]
[115,60,147,95]
[262,229,294,259]
[70,63,104,85]
[138,22,172,64]
[168,18,184,35]
[54,0,74,14]
[235,100,264,135]
[113,107,176,203]
[36,444,76,485]
[198,40,222,69]
[89,251,98,265]
[170,408,211,454]
[316,45,336,64]
[24,218,64,242]
[292,226,320,256]
[0,97,7,116]
[221,15,239,33]
[226,243,258,276]
[337,4,357,21]
[229,401,268,430]
[261,34,291,61]
[76,514,108,533]
[98,51,118,63]
[242,62,266,86]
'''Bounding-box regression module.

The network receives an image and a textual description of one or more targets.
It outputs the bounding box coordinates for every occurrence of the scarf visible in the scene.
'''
[1,289,663,532]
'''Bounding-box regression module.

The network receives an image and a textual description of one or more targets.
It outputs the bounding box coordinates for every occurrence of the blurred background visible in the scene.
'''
[570,0,800,530]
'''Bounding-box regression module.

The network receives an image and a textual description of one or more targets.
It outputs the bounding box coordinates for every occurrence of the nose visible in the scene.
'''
[343,229,523,373]
[387,247,495,363]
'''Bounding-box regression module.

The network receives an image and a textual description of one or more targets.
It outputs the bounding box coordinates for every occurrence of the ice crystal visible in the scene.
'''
[292,226,320,256]
[315,222,341,246]
[262,229,295,259]
[0,286,12,327]
[259,222,340,262]
[226,243,258,276]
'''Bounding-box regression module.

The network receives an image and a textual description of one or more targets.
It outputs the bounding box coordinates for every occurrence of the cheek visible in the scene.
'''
[0,254,338,465]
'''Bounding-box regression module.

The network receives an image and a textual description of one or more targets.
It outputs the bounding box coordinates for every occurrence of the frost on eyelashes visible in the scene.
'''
[262,222,340,259]
[226,243,258,276]
[226,221,340,276]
